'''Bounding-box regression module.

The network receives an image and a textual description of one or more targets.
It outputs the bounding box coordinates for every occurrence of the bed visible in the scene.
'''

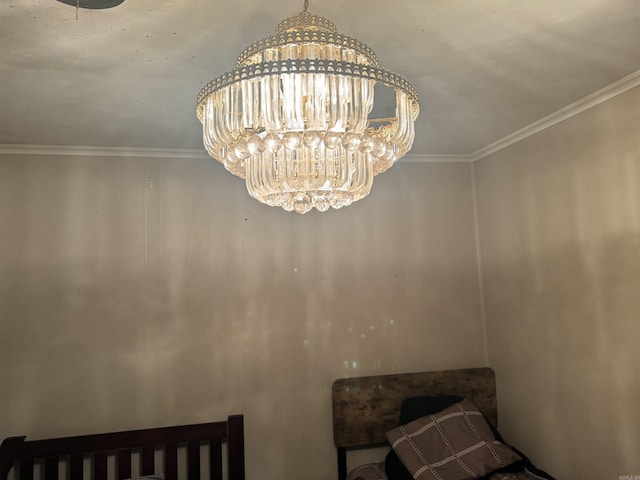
[332,368,553,480]
[0,414,245,480]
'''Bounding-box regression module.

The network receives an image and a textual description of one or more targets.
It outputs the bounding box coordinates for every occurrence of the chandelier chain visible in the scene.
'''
[303,0,308,11]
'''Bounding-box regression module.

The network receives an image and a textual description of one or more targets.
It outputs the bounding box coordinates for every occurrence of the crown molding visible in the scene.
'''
[401,153,473,163]
[470,69,640,162]
[1,70,638,161]
[0,144,210,158]
[0,144,471,163]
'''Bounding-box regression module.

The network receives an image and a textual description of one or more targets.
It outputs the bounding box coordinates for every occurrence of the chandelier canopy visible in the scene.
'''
[197,1,419,213]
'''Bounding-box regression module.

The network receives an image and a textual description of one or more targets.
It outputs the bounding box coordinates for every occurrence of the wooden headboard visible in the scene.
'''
[332,367,496,480]
[0,415,245,480]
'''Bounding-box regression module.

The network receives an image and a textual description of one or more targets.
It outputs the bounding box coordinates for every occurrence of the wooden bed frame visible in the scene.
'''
[0,415,245,480]
[332,367,497,480]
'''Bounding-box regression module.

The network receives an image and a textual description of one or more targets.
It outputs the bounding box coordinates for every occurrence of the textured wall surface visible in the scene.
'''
[475,86,640,478]
[4,87,636,480]
[0,159,485,480]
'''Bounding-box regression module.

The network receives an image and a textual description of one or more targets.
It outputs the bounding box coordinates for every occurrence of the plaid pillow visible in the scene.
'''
[385,399,521,480]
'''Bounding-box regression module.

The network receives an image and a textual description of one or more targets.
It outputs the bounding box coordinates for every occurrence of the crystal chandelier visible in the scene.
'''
[196,0,419,213]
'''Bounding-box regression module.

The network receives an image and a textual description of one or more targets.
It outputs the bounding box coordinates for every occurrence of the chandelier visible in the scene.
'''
[196,0,419,213]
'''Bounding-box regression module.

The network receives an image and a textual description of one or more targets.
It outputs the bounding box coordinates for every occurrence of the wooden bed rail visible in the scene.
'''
[0,415,245,480]
[0,437,24,480]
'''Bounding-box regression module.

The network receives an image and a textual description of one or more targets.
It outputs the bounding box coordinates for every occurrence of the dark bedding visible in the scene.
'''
[347,463,549,480]
[347,397,553,480]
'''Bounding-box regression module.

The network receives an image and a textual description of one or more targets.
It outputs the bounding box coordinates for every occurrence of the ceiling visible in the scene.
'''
[1,0,639,157]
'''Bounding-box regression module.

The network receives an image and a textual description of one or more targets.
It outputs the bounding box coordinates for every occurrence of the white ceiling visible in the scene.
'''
[1,0,639,156]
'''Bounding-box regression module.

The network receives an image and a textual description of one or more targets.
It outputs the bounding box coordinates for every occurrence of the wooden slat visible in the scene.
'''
[0,437,25,480]
[44,457,58,480]
[19,459,33,480]
[164,444,177,480]
[94,451,108,480]
[69,453,83,480]
[117,449,131,480]
[209,441,222,480]
[227,415,245,480]
[141,446,154,476]
[337,447,347,480]
[187,441,200,480]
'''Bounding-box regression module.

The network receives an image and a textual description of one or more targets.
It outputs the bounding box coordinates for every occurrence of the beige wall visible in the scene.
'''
[0,157,485,480]
[475,86,640,478]
[4,86,636,480]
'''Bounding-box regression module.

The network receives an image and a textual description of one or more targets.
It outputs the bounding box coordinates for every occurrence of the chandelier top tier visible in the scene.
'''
[233,12,379,69]
[274,9,338,34]
[196,1,420,213]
